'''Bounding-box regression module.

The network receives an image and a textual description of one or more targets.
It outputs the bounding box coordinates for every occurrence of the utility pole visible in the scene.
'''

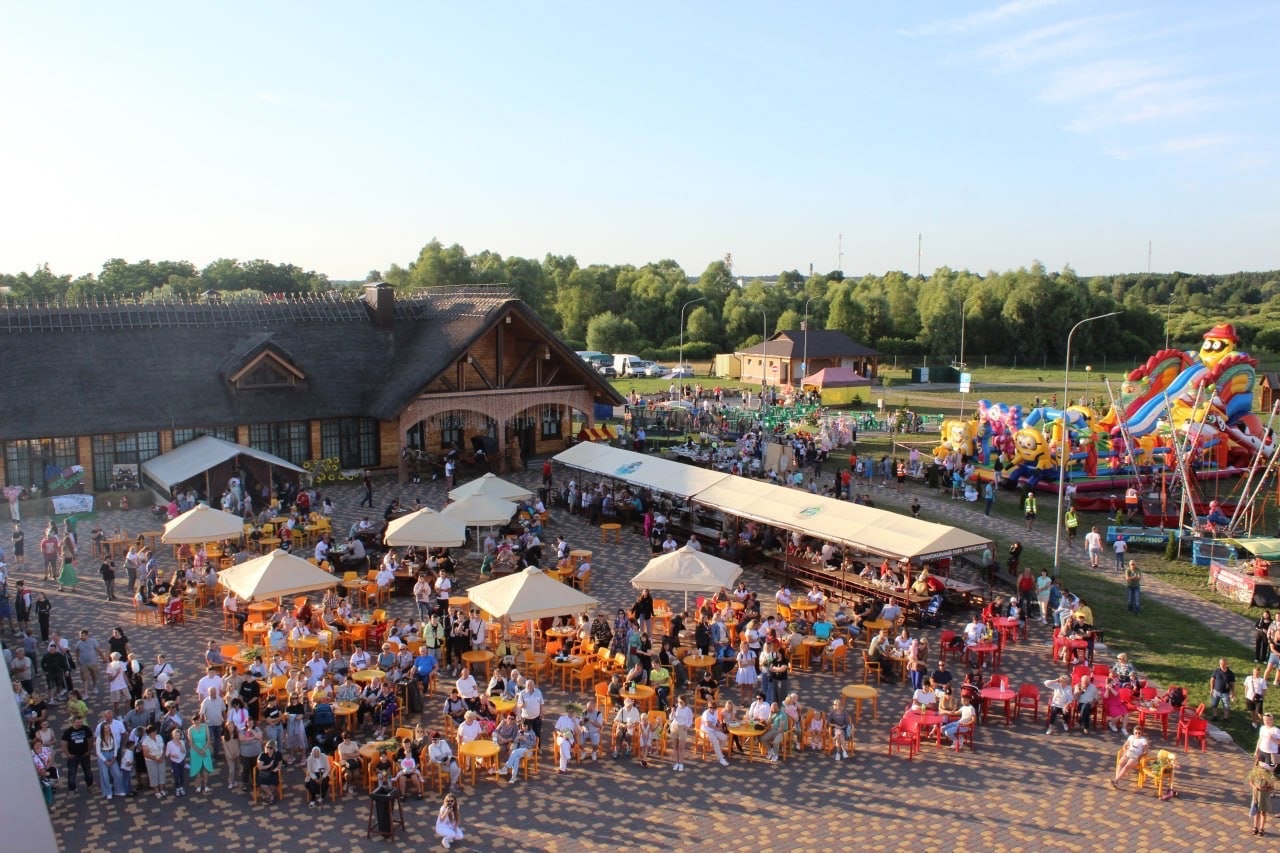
[837,233,843,275]
[1147,240,1152,274]
[916,233,922,277]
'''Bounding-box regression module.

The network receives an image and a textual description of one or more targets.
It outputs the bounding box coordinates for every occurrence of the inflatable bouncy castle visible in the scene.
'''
[938,323,1272,511]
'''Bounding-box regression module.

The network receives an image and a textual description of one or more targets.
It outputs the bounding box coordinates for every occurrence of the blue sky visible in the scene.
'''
[1,1,1276,280]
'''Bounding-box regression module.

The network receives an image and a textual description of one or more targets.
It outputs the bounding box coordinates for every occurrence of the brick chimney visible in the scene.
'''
[364,283,394,329]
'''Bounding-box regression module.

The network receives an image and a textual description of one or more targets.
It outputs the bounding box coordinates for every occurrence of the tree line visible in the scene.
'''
[5,241,1280,363]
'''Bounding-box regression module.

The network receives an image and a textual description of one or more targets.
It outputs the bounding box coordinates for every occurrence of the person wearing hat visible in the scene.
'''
[611,697,641,759]
[426,731,462,792]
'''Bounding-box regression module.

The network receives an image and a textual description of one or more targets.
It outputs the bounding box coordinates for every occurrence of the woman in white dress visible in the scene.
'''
[435,792,464,848]
[734,641,758,702]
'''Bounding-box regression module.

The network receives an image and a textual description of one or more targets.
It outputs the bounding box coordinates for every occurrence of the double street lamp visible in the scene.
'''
[679,296,706,371]
[1053,311,1121,575]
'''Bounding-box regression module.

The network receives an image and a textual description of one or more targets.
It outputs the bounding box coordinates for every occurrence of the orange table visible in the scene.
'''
[248,602,278,618]
[620,684,655,712]
[800,638,829,672]
[458,740,500,784]
[334,701,359,732]
[491,696,516,716]
[727,724,767,760]
[792,601,820,617]
[841,684,879,722]
[288,636,321,663]
[551,655,584,690]
[461,650,495,680]
[683,654,716,683]
[599,523,622,544]
[243,621,270,647]
[351,668,386,684]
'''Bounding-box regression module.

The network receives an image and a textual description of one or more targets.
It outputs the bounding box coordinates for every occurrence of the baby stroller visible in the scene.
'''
[920,594,944,629]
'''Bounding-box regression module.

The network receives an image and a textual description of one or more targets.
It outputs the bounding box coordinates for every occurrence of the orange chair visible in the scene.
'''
[939,630,956,663]
[862,651,882,685]
[568,661,595,694]
[824,643,848,675]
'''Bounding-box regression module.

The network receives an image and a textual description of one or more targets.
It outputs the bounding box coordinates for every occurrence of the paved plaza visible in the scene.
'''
[16,464,1267,851]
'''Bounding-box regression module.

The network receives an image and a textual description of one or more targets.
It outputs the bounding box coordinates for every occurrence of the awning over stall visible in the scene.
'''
[690,478,990,562]
[554,444,731,499]
[142,435,305,492]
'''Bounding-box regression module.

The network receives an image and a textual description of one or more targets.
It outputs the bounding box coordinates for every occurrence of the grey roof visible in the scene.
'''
[0,288,621,440]
[736,328,880,359]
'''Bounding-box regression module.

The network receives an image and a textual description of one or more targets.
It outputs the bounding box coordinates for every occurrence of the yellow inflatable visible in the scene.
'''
[940,418,977,457]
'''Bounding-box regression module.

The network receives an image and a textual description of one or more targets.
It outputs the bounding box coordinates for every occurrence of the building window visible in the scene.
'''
[173,427,238,447]
[248,421,311,466]
[320,418,380,469]
[4,438,79,489]
[92,432,160,490]
[540,405,562,439]
[440,414,464,450]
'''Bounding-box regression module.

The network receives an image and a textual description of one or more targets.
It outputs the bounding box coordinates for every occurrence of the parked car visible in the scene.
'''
[668,364,695,378]
[597,365,618,377]
[641,362,668,377]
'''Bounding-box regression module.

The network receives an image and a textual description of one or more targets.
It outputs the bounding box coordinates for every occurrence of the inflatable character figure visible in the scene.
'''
[940,418,977,458]
[1002,427,1058,489]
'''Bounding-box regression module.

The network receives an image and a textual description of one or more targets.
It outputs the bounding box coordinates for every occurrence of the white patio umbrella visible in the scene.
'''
[448,473,533,503]
[162,504,245,544]
[629,544,743,610]
[384,508,467,548]
[442,494,518,555]
[217,549,338,602]
[468,567,599,648]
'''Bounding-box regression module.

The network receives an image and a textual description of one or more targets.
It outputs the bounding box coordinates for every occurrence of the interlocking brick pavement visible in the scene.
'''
[11,461,1264,851]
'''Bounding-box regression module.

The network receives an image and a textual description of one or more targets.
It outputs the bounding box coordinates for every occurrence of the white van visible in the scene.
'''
[613,354,645,376]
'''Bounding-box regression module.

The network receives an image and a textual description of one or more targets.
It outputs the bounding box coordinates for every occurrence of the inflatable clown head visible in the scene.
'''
[1198,323,1239,368]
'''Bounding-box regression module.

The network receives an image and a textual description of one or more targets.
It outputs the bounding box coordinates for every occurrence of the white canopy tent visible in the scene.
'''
[630,544,743,609]
[141,435,305,498]
[162,504,246,544]
[217,549,338,602]
[467,566,599,622]
[448,473,534,502]
[553,443,731,499]
[384,508,467,548]
[690,477,991,563]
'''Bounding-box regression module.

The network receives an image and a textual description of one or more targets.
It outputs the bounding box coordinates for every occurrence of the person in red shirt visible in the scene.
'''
[40,533,60,581]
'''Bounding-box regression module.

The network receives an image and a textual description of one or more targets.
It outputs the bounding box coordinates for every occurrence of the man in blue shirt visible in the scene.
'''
[413,649,438,690]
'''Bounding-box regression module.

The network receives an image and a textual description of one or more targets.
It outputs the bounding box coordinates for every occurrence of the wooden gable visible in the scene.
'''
[227,347,306,389]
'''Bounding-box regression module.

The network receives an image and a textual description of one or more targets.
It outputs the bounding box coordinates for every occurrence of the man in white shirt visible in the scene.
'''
[105,653,130,713]
[195,666,225,701]
[1256,712,1279,770]
[349,646,372,672]
[375,563,395,589]
[879,602,902,623]
[1084,526,1103,568]
[775,585,793,609]
[314,536,330,565]
[456,670,479,704]
[516,680,545,742]
[662,534,678,553]
[611,697,642,757]
[305,651,328,688]
[687,537,702,552]
[1043,675,1073,734]
[699,705,729,766]
[1245,665,1270,728]
[747,694,771,725]
[467,611,487,651]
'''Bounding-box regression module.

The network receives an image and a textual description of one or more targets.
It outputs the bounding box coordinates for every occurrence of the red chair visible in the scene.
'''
[1071,664,1091,684]
[1139,686,1158,702]
[887,724,920,760]
[984,674,1009,690]
[1013,683,1040,722]
[951,719,977,752]
[1092,664,1109,678]
[939,631,957,664]
[1178,715,1208,752]
[1177,703,1208,752]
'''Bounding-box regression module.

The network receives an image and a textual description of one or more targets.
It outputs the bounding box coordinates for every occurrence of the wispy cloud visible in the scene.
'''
[903,0,1065,37]
[902,2,1271,165]
[1160,134,1231,153]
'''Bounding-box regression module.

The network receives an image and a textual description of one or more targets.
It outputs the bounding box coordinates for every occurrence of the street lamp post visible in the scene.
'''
[756,305,768,404]
[1084,364,1092,407]
[1053,311,1121,575]
[802,296,817,381]
[679,296,706,373]
[958,296,975,417]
